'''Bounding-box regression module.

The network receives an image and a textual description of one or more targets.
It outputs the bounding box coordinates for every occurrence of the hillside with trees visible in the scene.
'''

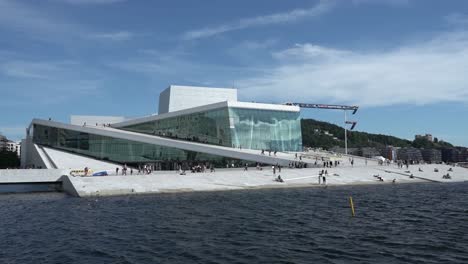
[301,119,454,150]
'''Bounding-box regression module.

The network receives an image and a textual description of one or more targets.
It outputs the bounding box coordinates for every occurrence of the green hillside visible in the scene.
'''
[301,119,453,150]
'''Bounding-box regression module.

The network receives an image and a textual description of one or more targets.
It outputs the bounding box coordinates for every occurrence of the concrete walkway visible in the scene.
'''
[62,162,468,197]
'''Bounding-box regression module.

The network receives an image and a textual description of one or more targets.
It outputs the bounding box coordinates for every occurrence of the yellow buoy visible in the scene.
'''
[349,196,355,217]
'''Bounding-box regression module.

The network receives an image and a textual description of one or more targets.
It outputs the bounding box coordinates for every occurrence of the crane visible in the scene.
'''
[284,102,359,155]
[284,102,359,114]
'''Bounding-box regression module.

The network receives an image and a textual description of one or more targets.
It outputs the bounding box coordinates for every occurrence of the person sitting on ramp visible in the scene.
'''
[275,175,284,183]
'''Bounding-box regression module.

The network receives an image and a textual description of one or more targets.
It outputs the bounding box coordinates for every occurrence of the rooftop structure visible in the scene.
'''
[158,85,238,114]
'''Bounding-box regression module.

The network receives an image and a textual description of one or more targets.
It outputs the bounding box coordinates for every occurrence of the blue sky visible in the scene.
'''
[1,0,468,146]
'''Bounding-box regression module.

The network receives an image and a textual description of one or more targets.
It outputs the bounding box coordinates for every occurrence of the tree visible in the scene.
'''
[0,150,20,169]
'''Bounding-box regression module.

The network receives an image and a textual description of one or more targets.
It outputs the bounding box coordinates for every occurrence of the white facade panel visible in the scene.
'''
[158,87,171,114]
[159,85,238,114]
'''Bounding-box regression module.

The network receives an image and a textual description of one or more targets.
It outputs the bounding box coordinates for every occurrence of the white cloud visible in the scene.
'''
[351,0,410,6]
[88,31,133,41]
[273,44,351,60]
[237,30,468,107]
[237,39,278,50]
[0,60,102,106]
[182,0,334,40]
[0,0,132,43]
[1,60,78,79]
[0,0,83,38]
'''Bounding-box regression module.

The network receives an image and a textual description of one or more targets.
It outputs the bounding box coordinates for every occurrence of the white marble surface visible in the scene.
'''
[43,147,117,171]
[65,162,468,197]
[0,169,66,183]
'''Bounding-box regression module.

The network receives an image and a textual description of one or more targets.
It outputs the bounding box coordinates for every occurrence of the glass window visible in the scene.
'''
[228,107,302,151]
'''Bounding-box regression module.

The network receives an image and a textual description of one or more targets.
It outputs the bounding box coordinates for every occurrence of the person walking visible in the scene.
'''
[123,164,127,175]
[115,167,119,175]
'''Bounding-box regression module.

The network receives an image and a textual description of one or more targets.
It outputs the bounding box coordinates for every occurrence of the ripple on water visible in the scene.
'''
[0,182,468,264]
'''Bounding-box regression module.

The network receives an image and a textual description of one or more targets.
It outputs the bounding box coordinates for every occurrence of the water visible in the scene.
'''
[0,182,467,264]
[0,183,61,194]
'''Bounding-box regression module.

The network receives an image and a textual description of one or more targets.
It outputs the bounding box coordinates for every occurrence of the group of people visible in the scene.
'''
[317,160,339,168]
[82,122,112,127]
[115,165,128,175]
[378,159,391,166]
[294,153,302,160]
[115,164,140,175]
[116,164,155,175]
[272,164,282,175]
[442,167,453,179]
[372,174,397,183]
[288,162,306,168]
[397,160,410,169]
[190,164,207,173]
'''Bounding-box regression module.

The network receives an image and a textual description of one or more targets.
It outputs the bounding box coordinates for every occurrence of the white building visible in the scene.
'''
[6,141,21,157]
[21,85,303,170]
[158,85,238,114]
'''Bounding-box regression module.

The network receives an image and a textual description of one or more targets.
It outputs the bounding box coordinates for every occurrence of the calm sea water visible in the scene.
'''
[0,182,467,264]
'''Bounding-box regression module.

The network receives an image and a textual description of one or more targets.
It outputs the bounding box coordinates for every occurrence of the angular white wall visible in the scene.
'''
[158,85,238,114]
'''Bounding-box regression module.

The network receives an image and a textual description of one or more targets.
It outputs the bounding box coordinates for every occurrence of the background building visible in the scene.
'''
[415,134,433,142]
[6,141,21,157]
[421,148,442,163]
[358,147,381,158]
[441,148,468,163]
[0,135,20,157]
[397,148,423,163]
[380,146,399,161]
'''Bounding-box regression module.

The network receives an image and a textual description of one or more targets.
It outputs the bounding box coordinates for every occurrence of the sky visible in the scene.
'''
[1,0,468,146]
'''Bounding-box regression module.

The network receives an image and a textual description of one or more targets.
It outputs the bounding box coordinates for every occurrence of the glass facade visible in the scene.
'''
[119,106,302,152]
[121,108,232,147]
[32,124,235,168]
[31,104,302,168]
[229,108,302,152]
